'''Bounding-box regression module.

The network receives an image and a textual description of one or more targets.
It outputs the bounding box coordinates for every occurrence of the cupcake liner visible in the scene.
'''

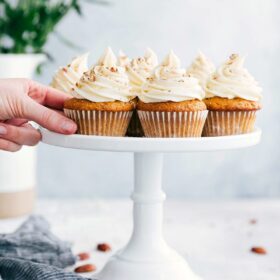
[64,109,132,136]
[203,110,257,137]
[137,110,208,138]
[126,110,145,137]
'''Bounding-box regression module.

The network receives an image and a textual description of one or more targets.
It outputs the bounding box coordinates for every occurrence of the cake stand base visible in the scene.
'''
[40,128,262,280]
[98,249,201,280]
[97,153,201,280]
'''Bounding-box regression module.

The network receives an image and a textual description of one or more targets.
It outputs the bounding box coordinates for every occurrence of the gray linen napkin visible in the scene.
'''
[0,215,90,280]
[0,215,75,267]
[0,258,90,280]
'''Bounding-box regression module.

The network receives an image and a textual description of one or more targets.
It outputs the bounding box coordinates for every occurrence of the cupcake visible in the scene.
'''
[137,50,207,138]
[186,51,215,91]
[50,53,89,94]
[64,47,135,136]
[203,54,262,136]
[125,48,158,137]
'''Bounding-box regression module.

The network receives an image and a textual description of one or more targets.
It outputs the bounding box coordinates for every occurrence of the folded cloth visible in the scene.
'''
[0,216,90,280]
[0,258,90,280]
[0,215,75,268]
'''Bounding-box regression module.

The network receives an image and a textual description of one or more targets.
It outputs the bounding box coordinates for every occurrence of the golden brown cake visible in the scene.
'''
[62,47,135,136]
[137,50,207,138]
[137,99,206,112]
[64,98,135,112]
[204,97,261,111]
[203,54,262,136]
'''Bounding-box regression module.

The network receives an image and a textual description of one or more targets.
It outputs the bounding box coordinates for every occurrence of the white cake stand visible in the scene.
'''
[41,128,261,280]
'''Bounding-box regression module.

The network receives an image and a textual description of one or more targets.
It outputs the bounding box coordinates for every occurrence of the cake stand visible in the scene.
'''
[41,128,261,280]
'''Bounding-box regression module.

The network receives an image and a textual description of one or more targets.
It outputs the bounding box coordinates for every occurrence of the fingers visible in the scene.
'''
[0,123,41,146]
[27,80,71,109]
[0,138,21,152]
[22,100,77,134]
[5,118,28,126]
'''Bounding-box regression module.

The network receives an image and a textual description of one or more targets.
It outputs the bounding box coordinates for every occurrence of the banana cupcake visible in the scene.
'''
[137,50,207,138]
[125,48,158,137]
[203,54,262,136]
[186,52,215,91]
[51,53,89,94]
[64,47,135,136]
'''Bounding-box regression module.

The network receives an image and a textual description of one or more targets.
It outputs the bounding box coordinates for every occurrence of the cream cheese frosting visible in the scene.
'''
[206,54,263,101]
[118,50,130,67]
[73,47,133,102]
[186,52,215,90]
[139,50,204,103]
[51,53,89,93]
[126,48,158,94]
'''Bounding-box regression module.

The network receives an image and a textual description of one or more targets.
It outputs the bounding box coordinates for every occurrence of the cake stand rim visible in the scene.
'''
[40,127,261,153]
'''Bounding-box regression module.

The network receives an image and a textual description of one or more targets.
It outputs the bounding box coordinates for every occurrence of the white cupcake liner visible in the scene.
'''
[137,110,208,138]
[64,109,132,136]
[203,110,257,136]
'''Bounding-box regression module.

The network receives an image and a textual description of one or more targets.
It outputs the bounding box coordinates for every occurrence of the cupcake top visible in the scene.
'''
[126,48,158,94]
[51,53,89,93]
[186,52,215,90]
[139,50,204,103]
[206,54,263,101]
[73,47,133,102]
[117,50,131,67]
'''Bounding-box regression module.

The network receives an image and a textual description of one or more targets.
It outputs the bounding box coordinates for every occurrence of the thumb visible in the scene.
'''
[23,100,77,134]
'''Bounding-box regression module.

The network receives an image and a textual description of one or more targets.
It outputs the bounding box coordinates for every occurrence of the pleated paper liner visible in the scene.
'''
[64,109,132,136]
[137,110,208,137]
[126,110,145,137]
[203,110,257,136]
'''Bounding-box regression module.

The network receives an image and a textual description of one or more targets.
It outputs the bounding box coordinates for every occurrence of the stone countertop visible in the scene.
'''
[0,199,279,280]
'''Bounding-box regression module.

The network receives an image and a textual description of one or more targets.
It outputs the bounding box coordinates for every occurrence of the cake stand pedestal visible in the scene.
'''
[41,128,261,280]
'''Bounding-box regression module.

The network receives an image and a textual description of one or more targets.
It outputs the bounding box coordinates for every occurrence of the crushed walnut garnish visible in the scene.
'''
[110,67,117,72]
[230,53,238,60]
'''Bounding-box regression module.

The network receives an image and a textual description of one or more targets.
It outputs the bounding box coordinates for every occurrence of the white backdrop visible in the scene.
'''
[36,0,280,198]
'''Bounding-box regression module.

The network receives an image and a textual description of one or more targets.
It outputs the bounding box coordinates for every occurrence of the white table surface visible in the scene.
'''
[0,199,279,280]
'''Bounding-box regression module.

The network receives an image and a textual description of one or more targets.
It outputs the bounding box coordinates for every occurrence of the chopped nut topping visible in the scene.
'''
[230,53,238,60]
[110,67,117,72]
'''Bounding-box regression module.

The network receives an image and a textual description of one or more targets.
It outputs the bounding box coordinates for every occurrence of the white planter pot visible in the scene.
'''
[0,54,45,218]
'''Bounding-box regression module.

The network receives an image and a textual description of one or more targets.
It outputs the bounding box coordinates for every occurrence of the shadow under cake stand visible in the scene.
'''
[41,128,261,280]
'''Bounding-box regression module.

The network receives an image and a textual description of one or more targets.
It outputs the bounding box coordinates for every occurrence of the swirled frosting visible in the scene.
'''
[73,47,133,102]
[186,52,215,90]
[206,54,262,101]
[139,50,204,103]
[51,53,89,94]
[118,50,130,67]
[126,48,158,94]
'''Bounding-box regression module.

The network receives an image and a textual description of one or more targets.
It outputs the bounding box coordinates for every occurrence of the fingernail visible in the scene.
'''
[0,126,7,135]
[60,121,76,133]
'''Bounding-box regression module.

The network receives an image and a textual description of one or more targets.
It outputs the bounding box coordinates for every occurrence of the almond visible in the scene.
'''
[77,252,90,261]
[251,247,267,255]
[97,243,111,252]
[74,263,96,273]
[249,219,257,225]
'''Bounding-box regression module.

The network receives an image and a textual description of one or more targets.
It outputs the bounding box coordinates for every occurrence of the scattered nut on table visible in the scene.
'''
[77,252,91,261]
[251,247,267,255]
[75,263,97,273]
[97,243,112,252]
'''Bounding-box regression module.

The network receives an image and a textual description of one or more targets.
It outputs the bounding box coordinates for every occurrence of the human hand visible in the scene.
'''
[0,78,77,152]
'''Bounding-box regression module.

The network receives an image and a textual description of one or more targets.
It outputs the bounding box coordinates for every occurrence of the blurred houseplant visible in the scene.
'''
[0,0,98,218]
